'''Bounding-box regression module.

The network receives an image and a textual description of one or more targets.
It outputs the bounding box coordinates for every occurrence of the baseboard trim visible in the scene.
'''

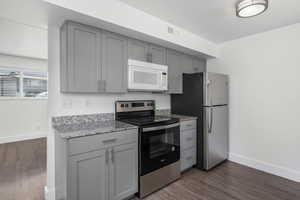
[0,133,47,144]
[229,153,300,183]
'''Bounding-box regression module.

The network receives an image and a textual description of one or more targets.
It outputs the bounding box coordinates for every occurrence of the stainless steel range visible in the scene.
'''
[115,100,181,198]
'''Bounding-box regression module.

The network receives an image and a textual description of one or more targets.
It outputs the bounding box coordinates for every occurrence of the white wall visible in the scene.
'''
[0,19,48,144]
[207,23,300,182]
[0,18,47,59]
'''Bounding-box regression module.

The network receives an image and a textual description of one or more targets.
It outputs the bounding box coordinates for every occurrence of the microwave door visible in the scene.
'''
[129,68,159,90]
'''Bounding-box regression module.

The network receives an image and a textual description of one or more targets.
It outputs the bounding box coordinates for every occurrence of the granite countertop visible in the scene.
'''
[52,113,138,139]
[170,114,198,121]
[52,111,196,139]
[156,109,197,121]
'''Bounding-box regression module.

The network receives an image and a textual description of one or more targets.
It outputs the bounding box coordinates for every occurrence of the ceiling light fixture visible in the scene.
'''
[236,0,268,18]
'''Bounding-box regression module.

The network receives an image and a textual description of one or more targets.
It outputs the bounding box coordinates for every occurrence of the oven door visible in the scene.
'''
[140,123,180,176]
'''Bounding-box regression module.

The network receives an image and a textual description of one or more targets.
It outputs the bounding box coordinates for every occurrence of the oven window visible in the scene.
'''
[149,132,175,159]
[140,125,180,175]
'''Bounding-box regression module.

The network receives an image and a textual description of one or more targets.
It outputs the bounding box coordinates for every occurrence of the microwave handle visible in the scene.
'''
[142,123,180,132]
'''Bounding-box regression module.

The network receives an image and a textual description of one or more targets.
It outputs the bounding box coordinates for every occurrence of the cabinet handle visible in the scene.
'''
[105,149,109,164]
[186,124,193,127]
[102,138,117,144]
[209,108,213,134]
[98,80,106,92]
[111,149,114,163]
[186,137,193,141]
[146,53,152,62]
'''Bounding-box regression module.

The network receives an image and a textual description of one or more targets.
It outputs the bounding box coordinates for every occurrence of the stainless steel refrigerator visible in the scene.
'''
[171,72,229,170]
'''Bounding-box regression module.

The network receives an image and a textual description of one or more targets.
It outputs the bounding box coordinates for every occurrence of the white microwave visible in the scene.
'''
[128,59,168,91]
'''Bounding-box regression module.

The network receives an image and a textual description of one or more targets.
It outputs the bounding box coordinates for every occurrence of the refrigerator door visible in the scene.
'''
[204,73,228,106]
[204,106,228,170]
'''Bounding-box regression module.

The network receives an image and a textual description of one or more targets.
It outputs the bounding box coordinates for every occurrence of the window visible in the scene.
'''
[0,69,48,98]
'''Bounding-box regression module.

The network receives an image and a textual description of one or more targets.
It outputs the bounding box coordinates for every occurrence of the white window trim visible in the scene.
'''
[0,69,48,99]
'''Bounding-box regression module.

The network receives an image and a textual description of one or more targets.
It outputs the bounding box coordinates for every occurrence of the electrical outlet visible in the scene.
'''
[62,99,72,109]
[85,99,92,107]
[168,26,174,34]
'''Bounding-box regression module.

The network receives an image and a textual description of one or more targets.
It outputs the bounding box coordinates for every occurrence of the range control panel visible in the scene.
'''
[116,100,155,113]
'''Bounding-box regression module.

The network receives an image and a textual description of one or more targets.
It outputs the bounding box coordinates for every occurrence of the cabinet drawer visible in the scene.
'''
[180,129,196,150]
[181,147,196,171]
[180,120,196,131]
[68,129,138,156]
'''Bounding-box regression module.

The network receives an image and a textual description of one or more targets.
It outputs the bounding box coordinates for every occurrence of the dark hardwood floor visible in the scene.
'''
[0,138,46,200]
[1,138,300,200]
[145,162,300,200]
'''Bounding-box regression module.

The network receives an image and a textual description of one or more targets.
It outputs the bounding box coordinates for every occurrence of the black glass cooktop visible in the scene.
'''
[121,116,179,126]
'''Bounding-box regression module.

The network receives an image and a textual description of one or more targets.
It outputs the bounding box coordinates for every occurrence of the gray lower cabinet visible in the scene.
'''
[68,149,108,200]
[166,49,183,94]
[102,31,128,93]
[110,143,138,200]
[61,21,102,93]
[67,130,138,200]
[180,120,197,172]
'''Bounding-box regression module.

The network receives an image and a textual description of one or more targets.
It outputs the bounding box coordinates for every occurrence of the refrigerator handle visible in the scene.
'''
[209,108,213,133]
[207,79,212,106]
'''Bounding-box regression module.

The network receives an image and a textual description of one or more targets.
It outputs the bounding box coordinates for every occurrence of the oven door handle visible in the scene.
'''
[142,123,180,132]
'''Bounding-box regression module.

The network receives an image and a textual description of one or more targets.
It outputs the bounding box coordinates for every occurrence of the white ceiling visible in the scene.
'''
[119,0,300,43]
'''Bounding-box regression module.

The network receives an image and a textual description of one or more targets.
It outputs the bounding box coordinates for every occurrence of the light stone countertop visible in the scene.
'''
[54,120,138,139]
[170,114,198,121]
[52,113,138,139]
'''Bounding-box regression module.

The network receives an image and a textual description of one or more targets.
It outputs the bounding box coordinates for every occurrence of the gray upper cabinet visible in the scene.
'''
[128,39,166,64]
[167,49,183,94]
[182,54,194,74]
[68,149,108,200]
[128,39,148,62]
[193,57,206,72]
[110,142,138,200]
[61,22,102,93]
[61,21,206,94]
[148,44,166,65]
[102,31,128,93]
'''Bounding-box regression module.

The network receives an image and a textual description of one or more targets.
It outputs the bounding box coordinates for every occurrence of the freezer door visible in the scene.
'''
[204,106,228,170]
[204,73,228,106]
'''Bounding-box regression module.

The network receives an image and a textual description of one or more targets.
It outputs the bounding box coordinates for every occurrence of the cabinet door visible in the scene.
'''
[128,39,148,62]
[192,57,206,72]
[68,149,109,200]
[110,142,138,200]
[149,44,166,65]
[67,22,102,93]
[166,49,183,94]
[102,31,128,93]
[182,54,194,74]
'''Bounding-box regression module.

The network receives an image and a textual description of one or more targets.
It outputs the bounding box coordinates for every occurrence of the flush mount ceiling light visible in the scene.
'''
[236,0,268,18]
